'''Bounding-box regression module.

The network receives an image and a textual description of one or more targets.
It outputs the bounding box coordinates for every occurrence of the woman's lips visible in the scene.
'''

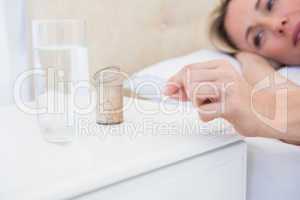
[293,22,300,46]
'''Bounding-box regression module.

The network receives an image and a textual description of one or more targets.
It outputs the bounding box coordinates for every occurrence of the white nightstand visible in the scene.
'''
[76,141,246,200]
[0,98,247,200]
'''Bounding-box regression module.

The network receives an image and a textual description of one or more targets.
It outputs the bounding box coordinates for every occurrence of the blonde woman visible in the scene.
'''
[164,0,300,145]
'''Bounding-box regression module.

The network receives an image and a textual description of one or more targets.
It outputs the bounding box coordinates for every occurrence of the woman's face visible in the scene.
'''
[225,0,300,65]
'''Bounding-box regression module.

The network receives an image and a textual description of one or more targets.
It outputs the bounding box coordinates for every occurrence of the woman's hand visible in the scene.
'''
[164,59,267,137]
[165,60,255,136]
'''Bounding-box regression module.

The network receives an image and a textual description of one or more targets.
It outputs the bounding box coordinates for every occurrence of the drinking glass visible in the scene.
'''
[32,20,89,143]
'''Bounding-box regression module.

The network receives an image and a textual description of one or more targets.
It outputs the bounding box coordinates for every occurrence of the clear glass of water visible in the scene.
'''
[32,20,89,143]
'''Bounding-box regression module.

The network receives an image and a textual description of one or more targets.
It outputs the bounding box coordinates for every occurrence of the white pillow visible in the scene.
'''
[278,66,300,85]
[125,49,300,100]
[134,49,241,80]
[125,50,241,101]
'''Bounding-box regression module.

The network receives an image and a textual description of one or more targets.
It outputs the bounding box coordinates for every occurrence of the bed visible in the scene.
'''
[127,49,300,200]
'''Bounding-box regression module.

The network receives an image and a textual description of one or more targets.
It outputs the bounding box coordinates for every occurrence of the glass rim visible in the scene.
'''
[32,19,87,47]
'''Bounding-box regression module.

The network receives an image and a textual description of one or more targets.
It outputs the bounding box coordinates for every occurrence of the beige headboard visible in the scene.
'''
[28,0,219,75]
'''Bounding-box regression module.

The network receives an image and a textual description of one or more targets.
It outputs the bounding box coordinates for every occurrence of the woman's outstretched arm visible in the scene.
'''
[164,53,300,144]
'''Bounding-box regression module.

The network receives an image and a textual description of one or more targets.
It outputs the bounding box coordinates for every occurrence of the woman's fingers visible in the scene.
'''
[167,80,221,105]
[197,102,223,122]
[188,68,219,82]
[169,88,189,101]
[164,72,185,96]
[164,83,180,96]
[188,81,221,103]
[164,59,231,102]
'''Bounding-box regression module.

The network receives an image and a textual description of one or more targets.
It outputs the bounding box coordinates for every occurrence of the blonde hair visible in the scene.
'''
[209,0,238,54]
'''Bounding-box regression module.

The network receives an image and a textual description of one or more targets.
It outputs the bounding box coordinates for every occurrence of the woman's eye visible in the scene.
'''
[266,0,275,11]
[253,32,264,48]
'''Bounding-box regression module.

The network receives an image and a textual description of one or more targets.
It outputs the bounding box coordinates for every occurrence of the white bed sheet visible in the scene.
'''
[125,49,300,200]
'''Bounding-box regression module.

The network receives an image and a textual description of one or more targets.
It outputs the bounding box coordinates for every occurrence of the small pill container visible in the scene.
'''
[94,66,124,125]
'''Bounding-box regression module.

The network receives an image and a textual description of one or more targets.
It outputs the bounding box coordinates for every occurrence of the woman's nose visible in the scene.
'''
[261,16,289,37]
[265,17,288,36]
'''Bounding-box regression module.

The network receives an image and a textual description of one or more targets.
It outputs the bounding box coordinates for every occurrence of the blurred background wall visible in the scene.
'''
[27,0,218,76]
